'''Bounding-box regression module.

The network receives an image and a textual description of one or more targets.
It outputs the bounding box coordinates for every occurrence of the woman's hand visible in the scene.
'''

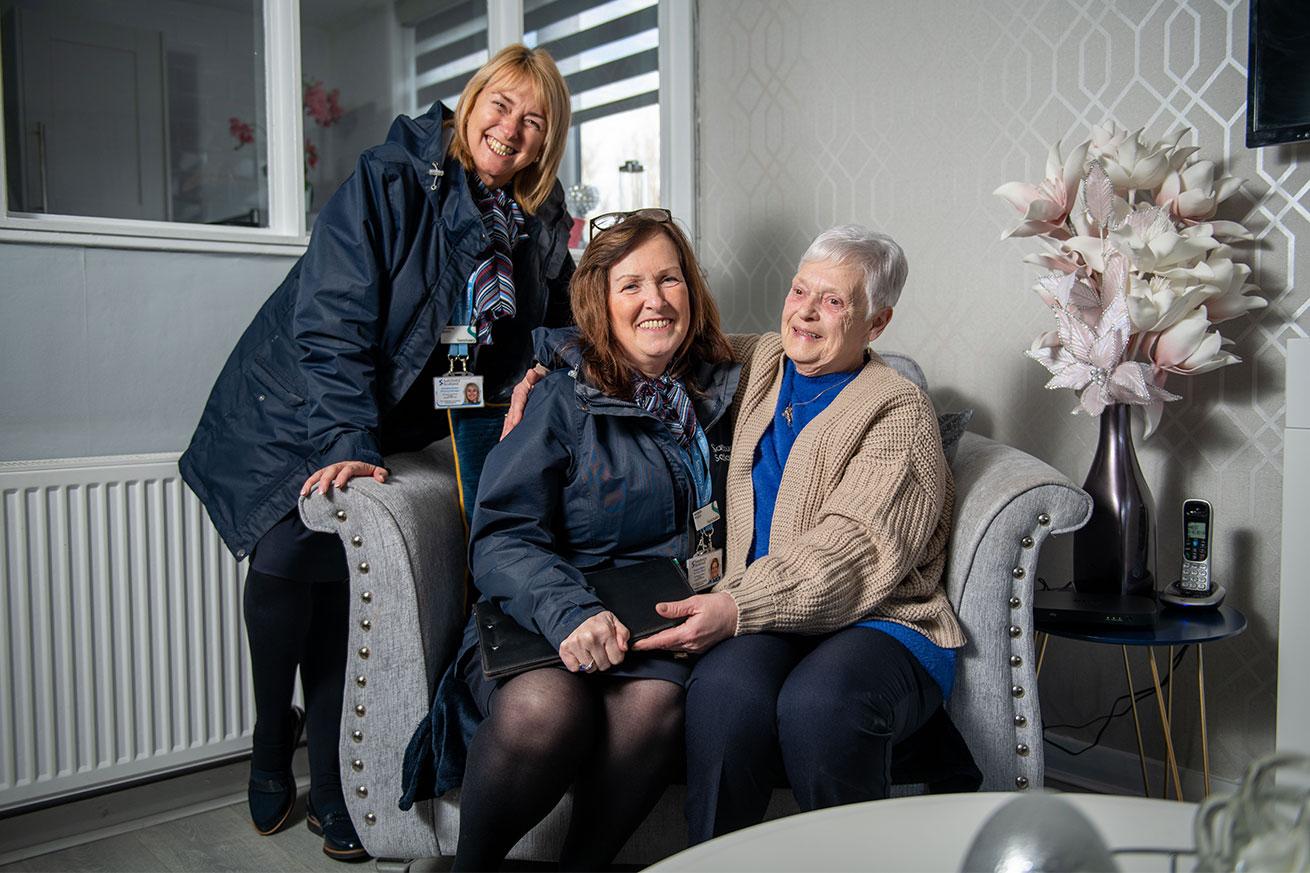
[500,364,550,440]
[631,592,739,654]
[301,461,388,497]
[560,611,630,673]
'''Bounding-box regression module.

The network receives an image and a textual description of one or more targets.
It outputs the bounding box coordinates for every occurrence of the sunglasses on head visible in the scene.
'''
[588,208,673,238]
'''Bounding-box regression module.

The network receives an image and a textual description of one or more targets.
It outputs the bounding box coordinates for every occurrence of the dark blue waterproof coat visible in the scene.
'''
[398,341,742,804]
[180,103,574,559]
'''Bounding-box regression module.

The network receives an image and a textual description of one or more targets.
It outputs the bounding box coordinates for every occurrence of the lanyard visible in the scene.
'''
[444,272,479,374]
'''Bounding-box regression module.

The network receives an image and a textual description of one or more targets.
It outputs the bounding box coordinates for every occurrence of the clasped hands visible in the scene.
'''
[559,591,739,672]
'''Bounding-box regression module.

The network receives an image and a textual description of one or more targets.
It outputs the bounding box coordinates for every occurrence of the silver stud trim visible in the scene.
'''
[361,591,372,603]
[358,561,370,574]
[351,730,363,742]
[358,646,370,659]
[1008,625,1022,638]
[355,704,366,717]
[1016,743,1030,756]
[1009,596,1021,609]
[1021,536,1034,549]
[336,509,347,521]
[365,813,376,825]
[1014,714,1027,726]
[351,759,364,771]
[1012,567,1025,579]
[356,786,369,798]
[351,535,363,547]
[1012,685,1024,698]
[1037,513,1050,526]
[1016,776,1029,789]
[1010,655,1022,667]
[361,618,372,631]
[356,675,367,687]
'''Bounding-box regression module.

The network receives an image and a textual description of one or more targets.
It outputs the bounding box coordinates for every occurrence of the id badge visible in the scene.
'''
[434,374,485,408]
[692,501,721,532]
[440,324,477,344]
[687,549,724,591]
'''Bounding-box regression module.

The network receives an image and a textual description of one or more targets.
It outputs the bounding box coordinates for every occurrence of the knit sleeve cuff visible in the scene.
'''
[722,581,778,635]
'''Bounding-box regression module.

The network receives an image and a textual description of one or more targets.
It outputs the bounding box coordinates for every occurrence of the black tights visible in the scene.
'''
[453,669,683,872]
[243,568,350,813]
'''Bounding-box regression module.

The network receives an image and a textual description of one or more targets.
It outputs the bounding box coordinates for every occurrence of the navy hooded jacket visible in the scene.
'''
[180,103,574,559]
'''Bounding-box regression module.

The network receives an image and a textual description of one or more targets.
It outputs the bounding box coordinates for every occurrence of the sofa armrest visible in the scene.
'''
[942,432,1092,792]
[300,439,466,859]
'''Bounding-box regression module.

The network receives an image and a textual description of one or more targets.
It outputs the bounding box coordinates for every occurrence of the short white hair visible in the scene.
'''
[799,224,908,314]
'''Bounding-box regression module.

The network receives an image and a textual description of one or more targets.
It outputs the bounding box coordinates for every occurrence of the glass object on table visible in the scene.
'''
[619,159,646,211]
[565,183,600,247]
[1195,752,1310,871]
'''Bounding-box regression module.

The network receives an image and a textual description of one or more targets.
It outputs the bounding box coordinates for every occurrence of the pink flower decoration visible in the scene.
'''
[305,140,319,170]
[304,80,344,128]
[229,116,255,146]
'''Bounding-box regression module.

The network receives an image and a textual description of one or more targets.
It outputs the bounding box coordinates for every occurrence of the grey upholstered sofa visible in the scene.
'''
[300,359,1091,870]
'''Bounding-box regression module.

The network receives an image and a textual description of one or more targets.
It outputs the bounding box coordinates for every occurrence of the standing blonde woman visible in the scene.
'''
[181,45,574,861]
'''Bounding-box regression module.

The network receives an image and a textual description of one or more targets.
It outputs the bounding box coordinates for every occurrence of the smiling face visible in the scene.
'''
[464,75,547,189]
[780,259,893,376]
[606,233,691,378]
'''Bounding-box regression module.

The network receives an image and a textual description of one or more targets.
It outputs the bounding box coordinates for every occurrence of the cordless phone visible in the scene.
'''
[1179,499,1213,595]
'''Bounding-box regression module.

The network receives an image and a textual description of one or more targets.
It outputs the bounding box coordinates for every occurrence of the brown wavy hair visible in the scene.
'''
[571,216,732,398]
[447,44,571,215]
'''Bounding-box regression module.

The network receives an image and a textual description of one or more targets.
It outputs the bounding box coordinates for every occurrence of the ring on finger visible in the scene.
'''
[578,662,594,673]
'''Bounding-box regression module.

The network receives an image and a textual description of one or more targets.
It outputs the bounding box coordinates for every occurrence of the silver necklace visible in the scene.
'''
[782,373,857,427]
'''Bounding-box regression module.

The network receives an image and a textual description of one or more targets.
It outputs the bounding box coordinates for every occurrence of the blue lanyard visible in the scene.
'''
[448,273,478,360]
[680,425,714,513]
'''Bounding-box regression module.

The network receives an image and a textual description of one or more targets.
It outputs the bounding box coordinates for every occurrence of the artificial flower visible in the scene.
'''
[994,140,1090,239]
[997,123,1263,431]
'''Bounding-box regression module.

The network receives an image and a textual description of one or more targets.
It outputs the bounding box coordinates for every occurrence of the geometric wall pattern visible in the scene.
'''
[697,0,1308,782]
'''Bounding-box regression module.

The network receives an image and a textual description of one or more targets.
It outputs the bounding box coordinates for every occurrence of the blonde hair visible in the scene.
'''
[448,44,571,215]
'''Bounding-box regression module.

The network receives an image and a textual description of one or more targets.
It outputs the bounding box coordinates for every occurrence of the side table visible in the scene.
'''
[1034,603,1246,801]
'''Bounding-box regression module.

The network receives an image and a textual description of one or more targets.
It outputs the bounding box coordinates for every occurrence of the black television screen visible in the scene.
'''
[1247,0,1310,147]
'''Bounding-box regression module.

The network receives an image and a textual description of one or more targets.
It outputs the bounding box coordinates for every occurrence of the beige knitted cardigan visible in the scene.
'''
[714,333,966,648]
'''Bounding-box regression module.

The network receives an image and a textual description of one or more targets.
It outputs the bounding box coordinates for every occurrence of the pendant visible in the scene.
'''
[782,404,793,426]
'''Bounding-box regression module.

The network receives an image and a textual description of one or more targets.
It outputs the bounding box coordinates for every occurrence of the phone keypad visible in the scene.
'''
[1181,562,1209,591]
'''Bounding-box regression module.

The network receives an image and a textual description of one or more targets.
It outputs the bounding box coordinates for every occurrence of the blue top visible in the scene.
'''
[749,358,956,697]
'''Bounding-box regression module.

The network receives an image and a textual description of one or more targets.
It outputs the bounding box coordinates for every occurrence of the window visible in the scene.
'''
[0,0,694,253]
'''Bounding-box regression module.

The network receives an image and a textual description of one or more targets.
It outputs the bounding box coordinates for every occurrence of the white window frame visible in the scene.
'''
[0,0,695,255]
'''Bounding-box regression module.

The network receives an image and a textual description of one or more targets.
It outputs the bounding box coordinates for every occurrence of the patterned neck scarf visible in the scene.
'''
[632,372,699,450]
[468,175,527,345]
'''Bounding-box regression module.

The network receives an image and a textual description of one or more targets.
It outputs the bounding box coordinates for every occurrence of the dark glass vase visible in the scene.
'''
[1073,403,1157,599]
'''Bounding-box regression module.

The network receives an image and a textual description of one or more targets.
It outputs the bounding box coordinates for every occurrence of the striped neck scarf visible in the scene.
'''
[469,176,526,345]
[632,372,699,450]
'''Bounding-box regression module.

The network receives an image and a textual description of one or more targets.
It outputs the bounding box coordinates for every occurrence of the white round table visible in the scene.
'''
[648,792,1198,872]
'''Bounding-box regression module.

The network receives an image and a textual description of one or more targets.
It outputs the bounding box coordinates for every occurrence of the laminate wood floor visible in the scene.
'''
[0,798,455,873]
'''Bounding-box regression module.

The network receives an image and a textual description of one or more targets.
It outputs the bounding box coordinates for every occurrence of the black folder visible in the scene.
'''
[474,557,695,679]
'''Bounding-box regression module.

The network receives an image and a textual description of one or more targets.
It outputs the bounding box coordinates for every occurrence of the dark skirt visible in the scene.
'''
[454,609,694,716]
[399,609,692,808]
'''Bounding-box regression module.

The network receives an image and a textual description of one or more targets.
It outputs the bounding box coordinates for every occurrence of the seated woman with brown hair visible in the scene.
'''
[402,211,739,870]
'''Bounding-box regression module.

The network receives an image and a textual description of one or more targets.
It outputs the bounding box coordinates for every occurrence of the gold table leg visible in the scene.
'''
[1166,645,1174,799]
[1148,648,1185,801]
[1199,644,1211,797]
[1122,646,1151,797]
[1036,632,1050,678]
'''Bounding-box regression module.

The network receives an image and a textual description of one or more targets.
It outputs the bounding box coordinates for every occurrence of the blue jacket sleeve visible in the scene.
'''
[469,376,604,650]
[291,155,407,468]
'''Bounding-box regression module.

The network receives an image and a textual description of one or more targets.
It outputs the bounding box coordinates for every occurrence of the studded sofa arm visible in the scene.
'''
[942,431,1092,792]
[300,439,466,860]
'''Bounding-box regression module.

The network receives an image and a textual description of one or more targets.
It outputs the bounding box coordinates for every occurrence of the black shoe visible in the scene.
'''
[247,705,305,835]
[307,799,370,862]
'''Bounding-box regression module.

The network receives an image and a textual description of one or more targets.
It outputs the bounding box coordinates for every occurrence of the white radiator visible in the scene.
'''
[0,453,254,812]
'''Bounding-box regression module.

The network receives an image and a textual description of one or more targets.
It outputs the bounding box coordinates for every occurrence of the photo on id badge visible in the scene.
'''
[688,549,723,590]
[435,375,484,409]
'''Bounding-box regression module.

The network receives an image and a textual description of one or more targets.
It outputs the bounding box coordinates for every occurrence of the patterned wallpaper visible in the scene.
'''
[696,0,1308,782]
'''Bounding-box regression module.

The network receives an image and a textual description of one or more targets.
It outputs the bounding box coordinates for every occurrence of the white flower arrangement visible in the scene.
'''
[995,123,1266,436]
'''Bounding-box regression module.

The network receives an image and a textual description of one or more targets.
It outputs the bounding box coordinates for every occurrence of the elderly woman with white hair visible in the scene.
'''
[632,224,973,842]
